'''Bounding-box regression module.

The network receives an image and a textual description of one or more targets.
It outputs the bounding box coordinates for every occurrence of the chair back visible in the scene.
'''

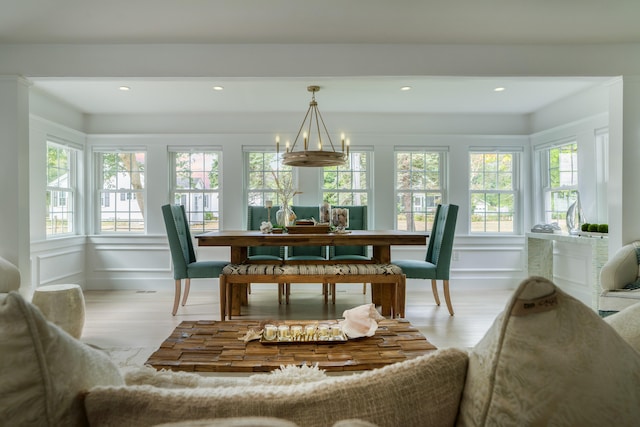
[247,206,283,258]
[161,204,196,279]
[330,205,368,258]
[425,204,459,279]
[289,205,326,259]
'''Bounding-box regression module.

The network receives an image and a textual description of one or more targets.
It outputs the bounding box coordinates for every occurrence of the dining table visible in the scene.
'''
[196,229,428,316]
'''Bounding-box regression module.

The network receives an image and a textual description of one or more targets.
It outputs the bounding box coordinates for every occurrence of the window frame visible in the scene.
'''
[169,148,222,233]
[469,149,521,234]
[394,148,447,232]
[95,149,147,234]
[538,140,579,230]
[46,140,79,238]
[244,148,297,210]
[322,148,372,208]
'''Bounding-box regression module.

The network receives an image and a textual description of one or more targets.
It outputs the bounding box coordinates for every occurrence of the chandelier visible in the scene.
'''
[279,85,348,167]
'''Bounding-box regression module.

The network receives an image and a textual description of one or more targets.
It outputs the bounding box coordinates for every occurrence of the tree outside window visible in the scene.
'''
[395,151,444,231]
[46,141,77,236]
[322,151,369,207]
[470,152,517,233]
[97,151,146,232]
[171,151,221,232]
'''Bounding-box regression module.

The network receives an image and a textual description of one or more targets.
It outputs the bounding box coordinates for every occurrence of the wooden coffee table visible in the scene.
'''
[145,319,437,373]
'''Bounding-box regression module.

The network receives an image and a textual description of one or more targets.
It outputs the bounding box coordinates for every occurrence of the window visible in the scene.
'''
[46,141,78,237]
[541,141,578,230]
[245,150,294,207]
[470,151,518,233]
[97,151,146,233]
[322,150,370,207]
[395,150,445,231]
[170,150,221,232]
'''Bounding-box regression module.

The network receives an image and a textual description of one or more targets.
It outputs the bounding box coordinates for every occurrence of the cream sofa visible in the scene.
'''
[599,240,640,313]
[2,276,640,427]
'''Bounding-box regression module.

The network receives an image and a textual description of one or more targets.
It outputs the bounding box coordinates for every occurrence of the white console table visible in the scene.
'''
[526,232,608,310]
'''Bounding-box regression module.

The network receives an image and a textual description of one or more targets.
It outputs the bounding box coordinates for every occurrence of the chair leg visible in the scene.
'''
[362,283,367,294]
[181,278,191,306]
[443,280,454,316]
[172,280,182,316]
[278,283,283,304]
[219,275,226,321]
[431,279,441,306]
[286,283,290,304]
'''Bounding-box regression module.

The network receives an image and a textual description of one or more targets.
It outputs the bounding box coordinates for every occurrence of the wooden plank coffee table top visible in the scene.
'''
[145,319,437,373]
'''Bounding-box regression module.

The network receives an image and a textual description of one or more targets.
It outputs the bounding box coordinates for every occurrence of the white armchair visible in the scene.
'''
[0,256,20,298]
[599,241,640,314]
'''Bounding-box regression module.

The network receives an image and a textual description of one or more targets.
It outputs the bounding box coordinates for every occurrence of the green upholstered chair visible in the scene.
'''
[329,205,370,294]
[247,206,284,261]
[288,205,327,260]
[161,204,229,316]
[392,204,459,315]
[329,205,369,260]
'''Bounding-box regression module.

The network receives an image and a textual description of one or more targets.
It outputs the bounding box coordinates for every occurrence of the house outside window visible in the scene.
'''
[170,150,221,232]
[96,150,146,233]
[540,141,578,230]
[46,141,78,237]
[469,151,519,233]
[322,150,371,207]
[245,149,295,208]
[395,149,446,231]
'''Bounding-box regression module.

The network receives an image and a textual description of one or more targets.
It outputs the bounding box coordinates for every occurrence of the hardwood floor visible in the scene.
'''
[81,280,514,366]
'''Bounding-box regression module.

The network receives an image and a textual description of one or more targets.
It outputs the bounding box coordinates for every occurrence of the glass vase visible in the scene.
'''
[276,204,296,227]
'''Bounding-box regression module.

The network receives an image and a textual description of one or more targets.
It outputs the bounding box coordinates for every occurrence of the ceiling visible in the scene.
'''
[5,0,636,116]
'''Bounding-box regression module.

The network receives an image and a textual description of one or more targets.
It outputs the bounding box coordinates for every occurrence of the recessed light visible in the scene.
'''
[119,86,130,91]
[494,87,505,92]
[212,86,224,91]
[400,86,412,91]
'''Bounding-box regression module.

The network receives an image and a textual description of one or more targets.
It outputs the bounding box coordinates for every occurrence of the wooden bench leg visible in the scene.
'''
[219,275,226,321]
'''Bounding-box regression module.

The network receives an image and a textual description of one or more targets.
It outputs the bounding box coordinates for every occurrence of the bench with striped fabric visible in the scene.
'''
[219,263,405,320]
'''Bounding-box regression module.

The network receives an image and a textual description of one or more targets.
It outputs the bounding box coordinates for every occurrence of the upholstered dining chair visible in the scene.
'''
[161,204,229,316]
[328,206,370,295]
[392,204,459,316]
[247,206,284,261]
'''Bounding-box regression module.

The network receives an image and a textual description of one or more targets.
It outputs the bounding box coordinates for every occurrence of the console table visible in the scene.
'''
[526,232,608,310]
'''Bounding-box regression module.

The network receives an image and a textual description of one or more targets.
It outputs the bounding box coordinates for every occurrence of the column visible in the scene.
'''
[0,76,31,291]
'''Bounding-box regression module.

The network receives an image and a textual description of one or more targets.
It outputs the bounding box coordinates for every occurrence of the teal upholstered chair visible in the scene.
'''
[247,206,284,261]
[161,204,229,316]
[329,205,370,294]
[329,205,369,260]
[392,204,459,315]
[288,205,327,260]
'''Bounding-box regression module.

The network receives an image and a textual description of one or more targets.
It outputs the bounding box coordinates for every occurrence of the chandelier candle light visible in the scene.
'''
[277,85,348,167]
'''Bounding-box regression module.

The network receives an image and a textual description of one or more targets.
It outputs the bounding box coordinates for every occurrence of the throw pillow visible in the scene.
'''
[457,276,640,426]
[0,291,124,426]
[85,348,468,427]
[605,301,640,353]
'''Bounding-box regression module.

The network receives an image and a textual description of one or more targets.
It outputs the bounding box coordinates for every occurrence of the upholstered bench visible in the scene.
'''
[220,263,405,320]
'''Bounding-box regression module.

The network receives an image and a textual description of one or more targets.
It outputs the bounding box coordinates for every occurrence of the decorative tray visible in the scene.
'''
[286,224,331,234]
[260,324,347,344]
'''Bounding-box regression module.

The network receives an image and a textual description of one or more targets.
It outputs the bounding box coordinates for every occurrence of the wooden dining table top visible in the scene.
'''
[195,229,428,247]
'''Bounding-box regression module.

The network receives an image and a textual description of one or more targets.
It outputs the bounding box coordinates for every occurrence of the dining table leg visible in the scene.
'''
[372,245,394,317]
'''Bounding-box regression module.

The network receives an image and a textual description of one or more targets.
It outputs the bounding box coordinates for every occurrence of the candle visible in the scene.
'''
[341,133,345,152]
[275,135,280,155]
[286,140,290,152]
[303,132,308,150]
[346,138,350,156]
[263,324,277,341]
